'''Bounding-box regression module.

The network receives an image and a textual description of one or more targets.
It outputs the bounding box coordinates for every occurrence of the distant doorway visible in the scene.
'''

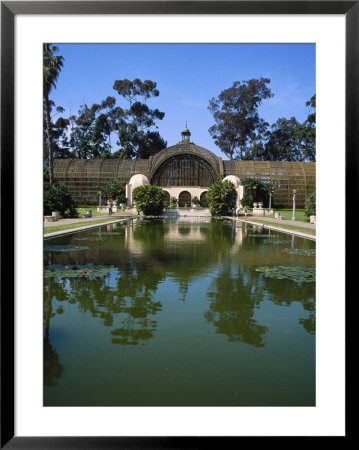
[163,190,170,206]
[200,191,208,207]
[178,191,191,207]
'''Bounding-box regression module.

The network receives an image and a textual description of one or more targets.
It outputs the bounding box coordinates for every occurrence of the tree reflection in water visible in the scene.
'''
[43,261,163,349]
[44,279,66,386]
[44,220,315,388]
[205,263,268,346]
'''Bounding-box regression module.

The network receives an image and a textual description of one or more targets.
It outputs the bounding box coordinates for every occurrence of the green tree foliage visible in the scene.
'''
[192,196,200,206]
[113,78,166,159]
[66,78,166,160]
[305,192,316,216]
[207,180,237,216]
[43,102,72,163]
[113,125,167,160]
[170,197,178,207]
[43,166,50,183]
[137,130,167,159]
[43,44,64,183]
[99,179,126,202]
[235,94,316,162]
[44,182,78,217]
[92,113,113,156]
[302,94,316,161]
[208,78,273,160]
[132,185,165,216]
[242,118,270,161]
[262,117,307,161]
[241,177,274,206]
[100,96,118,152]
[69,103,105,159]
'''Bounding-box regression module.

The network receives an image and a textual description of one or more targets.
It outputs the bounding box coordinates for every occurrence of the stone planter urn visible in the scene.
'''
[253,202,258,208]
[258,202,263,208]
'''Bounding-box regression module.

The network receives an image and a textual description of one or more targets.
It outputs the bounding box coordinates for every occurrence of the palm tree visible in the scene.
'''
[266,183,275,209]
[43,44,64,184]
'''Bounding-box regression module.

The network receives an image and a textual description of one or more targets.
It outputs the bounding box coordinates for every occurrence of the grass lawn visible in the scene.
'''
[267,208,309,222]
[76,205,109,217]
[76,205,133,217]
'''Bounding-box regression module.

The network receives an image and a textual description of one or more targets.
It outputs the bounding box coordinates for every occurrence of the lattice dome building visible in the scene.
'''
[53,126,315,208]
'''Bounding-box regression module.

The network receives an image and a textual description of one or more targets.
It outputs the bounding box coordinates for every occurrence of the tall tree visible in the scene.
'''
[100,96,118,152]
[208,78,273,160]
[43,101,71,161]
[263,117,305,161]
[69,103,102,158]
[302,94,316,161]
[241,119,270,160]
[113,78,166,158]
[43,44,64,183]
[92,113,113,157]
[137,130,167,159]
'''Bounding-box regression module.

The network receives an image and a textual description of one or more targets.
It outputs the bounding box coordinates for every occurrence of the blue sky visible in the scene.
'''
[51,43,315,157]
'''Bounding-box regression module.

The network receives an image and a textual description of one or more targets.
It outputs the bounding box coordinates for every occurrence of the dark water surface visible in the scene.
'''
[44,218,315,406]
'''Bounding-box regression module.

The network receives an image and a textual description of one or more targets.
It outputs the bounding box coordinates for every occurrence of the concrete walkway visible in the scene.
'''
[235,215,316,240]
[44,212,315,240]
[44,211,138,239]
[242,215,315,230]
[44,211,136,228]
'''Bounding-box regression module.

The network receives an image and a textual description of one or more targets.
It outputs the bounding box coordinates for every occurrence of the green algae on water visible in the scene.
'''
[44,244,89,252]
[281,248,316,256]
[44,264,117,278]
[255,266,316,283]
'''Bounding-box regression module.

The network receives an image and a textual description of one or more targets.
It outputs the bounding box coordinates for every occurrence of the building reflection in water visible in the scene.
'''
[44,219,315,382]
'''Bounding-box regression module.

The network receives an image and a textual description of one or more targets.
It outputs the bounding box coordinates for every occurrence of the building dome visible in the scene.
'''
[129,174,149,185]
[223,175,241,187]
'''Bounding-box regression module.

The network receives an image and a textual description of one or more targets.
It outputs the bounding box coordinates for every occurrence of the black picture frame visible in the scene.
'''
[1,1,353,447]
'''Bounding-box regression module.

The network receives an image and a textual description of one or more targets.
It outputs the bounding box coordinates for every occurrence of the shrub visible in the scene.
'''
[207,180,237,216]
[44,183,78,217]
[242,177,274,205]
[132,185,165,216]
[170,197,178,207]
[99,179,126,203]
[192,196,200,206]
[305,193,316,216]
[240,193,254,208]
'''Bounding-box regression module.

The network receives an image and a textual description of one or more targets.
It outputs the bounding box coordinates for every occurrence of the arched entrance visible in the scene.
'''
[200,191,208,207]
[178,191,191,207]
[163,190,170,206]
[151,154,217,187]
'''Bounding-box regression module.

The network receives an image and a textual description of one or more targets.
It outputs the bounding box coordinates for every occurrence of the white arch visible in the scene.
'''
[222,175,241,187]
[222,175,243,206]
[126,173,150,207]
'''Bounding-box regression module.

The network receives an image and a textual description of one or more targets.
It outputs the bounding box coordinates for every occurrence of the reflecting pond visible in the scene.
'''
[44,218,315,406]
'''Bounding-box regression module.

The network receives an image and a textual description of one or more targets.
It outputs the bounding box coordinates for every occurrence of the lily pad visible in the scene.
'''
[281,248,316,256]
[44,244,89,252]
[255,266,316,283]
[44,264,117,278]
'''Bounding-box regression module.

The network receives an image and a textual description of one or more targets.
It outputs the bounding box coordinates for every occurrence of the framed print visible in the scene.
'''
[1,1,353,447]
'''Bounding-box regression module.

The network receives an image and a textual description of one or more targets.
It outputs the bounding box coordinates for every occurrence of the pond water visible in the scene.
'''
[44,218,315,406]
